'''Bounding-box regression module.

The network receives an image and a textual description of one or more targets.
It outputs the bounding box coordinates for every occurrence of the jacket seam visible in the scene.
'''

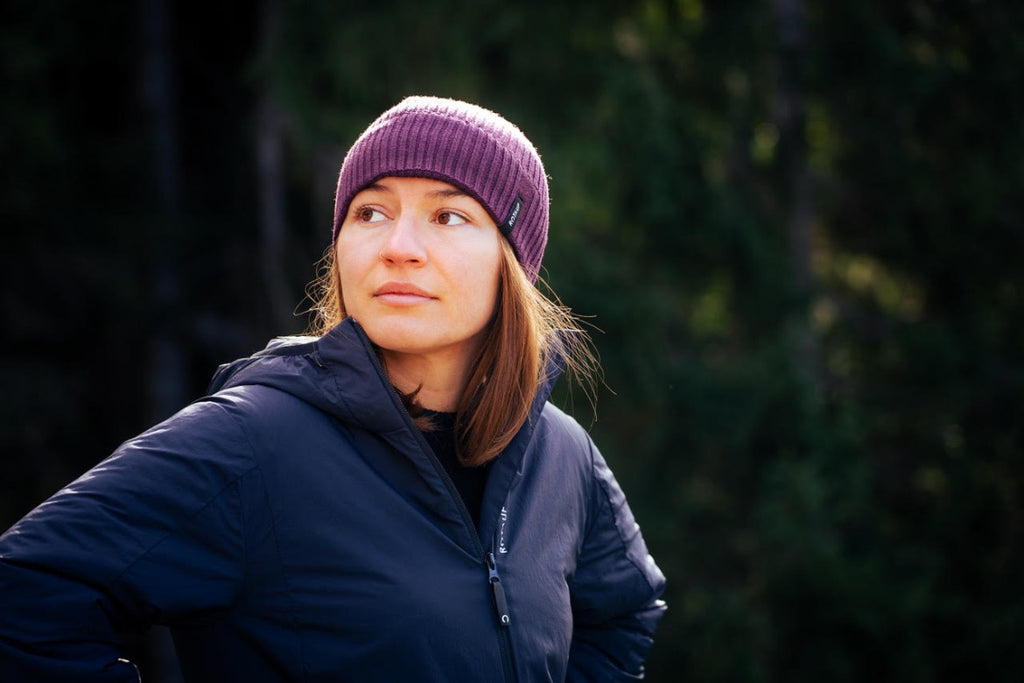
[109,402,259,600]
[228,401,310,683]
[588,443,658,593]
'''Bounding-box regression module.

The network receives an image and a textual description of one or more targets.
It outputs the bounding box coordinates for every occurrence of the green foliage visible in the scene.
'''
[2,0,1023,680]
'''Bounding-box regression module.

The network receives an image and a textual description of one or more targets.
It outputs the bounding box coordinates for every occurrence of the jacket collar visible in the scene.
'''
[210,317,559,432]
[208,317,563,549]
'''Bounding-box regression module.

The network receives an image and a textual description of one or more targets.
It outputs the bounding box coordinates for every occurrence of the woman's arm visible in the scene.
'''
[0,396,255,681]
[567,444,667,681]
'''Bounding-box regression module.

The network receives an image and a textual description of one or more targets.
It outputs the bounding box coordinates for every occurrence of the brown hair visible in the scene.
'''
[306,239,598,466]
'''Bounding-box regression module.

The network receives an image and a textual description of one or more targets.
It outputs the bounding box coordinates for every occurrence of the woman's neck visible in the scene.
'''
[381,350,473,412]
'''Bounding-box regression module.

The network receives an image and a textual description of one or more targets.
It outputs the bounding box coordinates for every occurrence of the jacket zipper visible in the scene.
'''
[353,323,519,682]
[486,551,510,627]
[487,548,516,681]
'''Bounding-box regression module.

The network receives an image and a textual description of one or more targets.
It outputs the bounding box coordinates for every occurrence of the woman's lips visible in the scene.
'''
[372,282,436,305]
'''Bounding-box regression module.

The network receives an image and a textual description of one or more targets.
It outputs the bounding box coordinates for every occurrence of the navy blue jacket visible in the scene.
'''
[0,319,666,681]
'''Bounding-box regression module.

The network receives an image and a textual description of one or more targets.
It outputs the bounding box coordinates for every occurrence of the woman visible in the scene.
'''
[0,96,666,681]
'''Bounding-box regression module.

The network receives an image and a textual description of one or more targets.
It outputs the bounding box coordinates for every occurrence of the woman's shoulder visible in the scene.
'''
[537,401,594,446]
[531,401,600,478]
[197,384,344,452]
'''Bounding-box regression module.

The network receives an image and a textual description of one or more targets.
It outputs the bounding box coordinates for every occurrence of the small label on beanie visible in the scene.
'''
[498,195,524,236]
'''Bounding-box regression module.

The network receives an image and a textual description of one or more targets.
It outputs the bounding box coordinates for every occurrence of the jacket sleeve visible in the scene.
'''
[566,443,667,681]
[0,396,260,681]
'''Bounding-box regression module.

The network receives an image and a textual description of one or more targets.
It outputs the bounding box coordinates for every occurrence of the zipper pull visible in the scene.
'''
[486,551,511,627]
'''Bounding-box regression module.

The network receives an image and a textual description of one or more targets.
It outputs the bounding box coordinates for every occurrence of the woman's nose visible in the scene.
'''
[379,214,427,265]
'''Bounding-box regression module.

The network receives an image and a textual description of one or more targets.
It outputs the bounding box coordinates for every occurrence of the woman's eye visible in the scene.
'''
[356,207,386,223]
[436,211,468,226]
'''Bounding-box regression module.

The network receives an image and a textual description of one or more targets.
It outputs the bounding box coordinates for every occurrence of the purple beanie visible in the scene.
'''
[332,96,549,282]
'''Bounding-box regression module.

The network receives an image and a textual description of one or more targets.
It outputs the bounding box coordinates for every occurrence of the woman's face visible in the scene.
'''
[335,176,503,375]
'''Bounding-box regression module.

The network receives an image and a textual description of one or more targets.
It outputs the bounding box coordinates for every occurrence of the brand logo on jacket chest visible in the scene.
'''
[498,506,509,554]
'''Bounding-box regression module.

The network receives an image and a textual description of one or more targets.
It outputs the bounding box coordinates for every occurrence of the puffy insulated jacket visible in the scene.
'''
[0,318,666,681]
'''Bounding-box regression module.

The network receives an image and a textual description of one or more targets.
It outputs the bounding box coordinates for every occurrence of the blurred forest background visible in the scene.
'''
[3,0,1023,681]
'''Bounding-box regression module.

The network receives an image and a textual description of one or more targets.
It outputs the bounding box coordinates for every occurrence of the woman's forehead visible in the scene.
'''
[357,176,464,196]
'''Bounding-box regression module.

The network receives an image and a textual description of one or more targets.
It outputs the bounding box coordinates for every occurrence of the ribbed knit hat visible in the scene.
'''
[332,96,549,282]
